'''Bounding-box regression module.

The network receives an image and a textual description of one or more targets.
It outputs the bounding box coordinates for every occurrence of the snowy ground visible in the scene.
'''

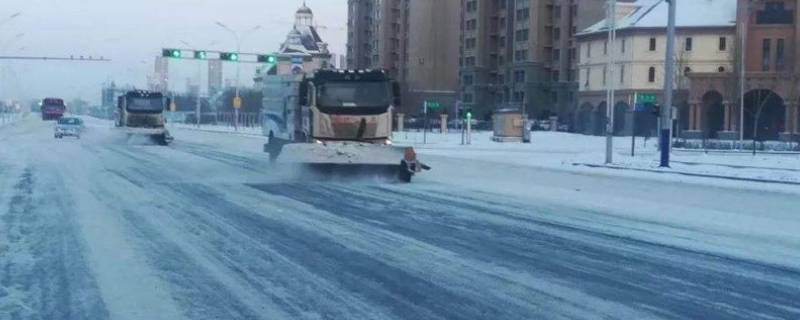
[1,116,799,319]
[393,130,800,186]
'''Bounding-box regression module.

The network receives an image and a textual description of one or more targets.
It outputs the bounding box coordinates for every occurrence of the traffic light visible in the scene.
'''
[220,52,239,61]
[194,51,208,60]
[162,49,182,58]
[257,54,277,64]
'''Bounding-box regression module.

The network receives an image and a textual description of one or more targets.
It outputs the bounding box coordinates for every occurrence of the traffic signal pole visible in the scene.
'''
[660,0,676,167]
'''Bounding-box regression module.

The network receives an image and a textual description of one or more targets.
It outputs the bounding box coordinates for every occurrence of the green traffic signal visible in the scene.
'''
[258,54,278,64]
[194,51,207,59]
[221,52,239,61]
[162,49,181,58]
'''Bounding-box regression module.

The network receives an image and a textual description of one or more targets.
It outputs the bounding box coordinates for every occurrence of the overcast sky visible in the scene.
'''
[0,0,347,104]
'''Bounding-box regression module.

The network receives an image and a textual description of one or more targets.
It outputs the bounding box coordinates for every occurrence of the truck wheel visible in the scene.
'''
[398,161,413,183]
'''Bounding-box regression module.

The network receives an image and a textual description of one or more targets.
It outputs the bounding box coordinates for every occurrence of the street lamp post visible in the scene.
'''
[605,0,617,164]
[660,0,676,167]
[215,21,261,131]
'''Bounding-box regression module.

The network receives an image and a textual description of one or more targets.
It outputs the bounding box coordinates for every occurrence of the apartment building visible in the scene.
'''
[347,0,460,114]
[459,0,605,121]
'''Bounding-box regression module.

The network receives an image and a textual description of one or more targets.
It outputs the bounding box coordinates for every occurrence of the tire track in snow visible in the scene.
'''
[87,145,289,319]
[249,183,800,320]
[0,168,109,320]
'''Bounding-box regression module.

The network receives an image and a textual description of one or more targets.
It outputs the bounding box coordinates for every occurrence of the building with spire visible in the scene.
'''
[255,2,332,81]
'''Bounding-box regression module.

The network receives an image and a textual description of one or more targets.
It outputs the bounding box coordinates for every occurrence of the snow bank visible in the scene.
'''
[393,130,800,186]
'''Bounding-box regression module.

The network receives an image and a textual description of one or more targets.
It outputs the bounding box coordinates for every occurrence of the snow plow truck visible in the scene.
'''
[116,90,173,145]
[262,69,429,182]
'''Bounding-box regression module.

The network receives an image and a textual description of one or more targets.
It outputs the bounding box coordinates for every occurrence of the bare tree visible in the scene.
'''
[746,89,776,154]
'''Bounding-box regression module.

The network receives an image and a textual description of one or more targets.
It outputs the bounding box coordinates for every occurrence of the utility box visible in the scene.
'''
[492,108,529,142]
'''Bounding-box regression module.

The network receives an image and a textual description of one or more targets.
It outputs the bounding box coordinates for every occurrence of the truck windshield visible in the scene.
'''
[127,97,165,112]
[317,81,391,107]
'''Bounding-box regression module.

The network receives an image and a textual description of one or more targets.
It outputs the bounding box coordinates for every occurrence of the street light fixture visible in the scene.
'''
[0,12,22,27]
[214,21,261,131]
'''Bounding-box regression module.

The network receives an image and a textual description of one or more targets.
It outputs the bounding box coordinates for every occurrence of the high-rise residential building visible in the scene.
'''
[459,0,605,121]
[207,59,223,96]
[347,0,376,69]
[151,56,169,93]
[347,0,460,115]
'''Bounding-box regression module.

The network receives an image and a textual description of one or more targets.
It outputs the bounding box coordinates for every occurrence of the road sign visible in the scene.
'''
[425,101,442,109]
[233,96,242,109]
[637,94,657,104]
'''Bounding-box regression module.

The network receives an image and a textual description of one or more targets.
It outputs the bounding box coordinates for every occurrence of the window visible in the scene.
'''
[466,19,477,30]
[466,0,478,12]
[685,37,693,51]
[553,49,560,61]
[621,39,626,53]
[499,36,506,48]
[718,66,726,72]
[762,38,771,71]
[585,68,591,88]
[463,74,474,85]
[586,42,591,58]
[463,93,474,103]
[516,9,530,20]
[649,38,657,51]
[756,1,794,24]
[619,65,625,84]
[602,66,607,85]
[776,38,785,71]
[554,28,561,41]
[684,67,692,75]
[465,38,477,49]
[648,67,656,82]
[512,91,525,102]
[553,71,560,81]
[515,29,529,42]
[514,50,528,61]
[719,37,727,51]
[498,55,505,66]
[465,56,476,66]
[513,70,526,83]
[604,41,608,55]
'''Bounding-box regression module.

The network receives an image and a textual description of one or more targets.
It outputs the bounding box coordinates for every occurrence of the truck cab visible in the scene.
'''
[263,69,400,146]
[116,90,172,145]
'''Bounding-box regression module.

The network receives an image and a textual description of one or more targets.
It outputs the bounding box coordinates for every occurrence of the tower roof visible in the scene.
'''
[297,1,313,15]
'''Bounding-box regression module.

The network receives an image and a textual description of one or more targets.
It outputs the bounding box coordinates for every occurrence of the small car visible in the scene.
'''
[54,117,84,139]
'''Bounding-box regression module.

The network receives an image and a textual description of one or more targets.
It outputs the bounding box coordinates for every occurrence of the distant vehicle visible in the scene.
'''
[41,98,67,121]
[54,117,84,139]
[115,90,173,145]
[262,69,429,182]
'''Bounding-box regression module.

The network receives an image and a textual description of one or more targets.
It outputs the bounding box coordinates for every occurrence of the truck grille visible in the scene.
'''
[126,114,163,127]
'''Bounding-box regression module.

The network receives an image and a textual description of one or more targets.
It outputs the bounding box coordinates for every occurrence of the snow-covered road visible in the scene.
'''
[1,117,799,319]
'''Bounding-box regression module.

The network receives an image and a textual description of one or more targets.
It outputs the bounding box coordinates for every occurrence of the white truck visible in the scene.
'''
[262,69,428,182]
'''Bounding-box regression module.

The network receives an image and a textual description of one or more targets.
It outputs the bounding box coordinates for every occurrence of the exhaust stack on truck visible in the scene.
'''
[262,69,428,182]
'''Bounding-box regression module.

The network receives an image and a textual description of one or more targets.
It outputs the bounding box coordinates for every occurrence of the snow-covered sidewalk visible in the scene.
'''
[393,130,800,185]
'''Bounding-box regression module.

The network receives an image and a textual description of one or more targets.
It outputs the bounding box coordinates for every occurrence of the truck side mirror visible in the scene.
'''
[165,98,172,111]
[298,81,309,106]
[392,81,401,107]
